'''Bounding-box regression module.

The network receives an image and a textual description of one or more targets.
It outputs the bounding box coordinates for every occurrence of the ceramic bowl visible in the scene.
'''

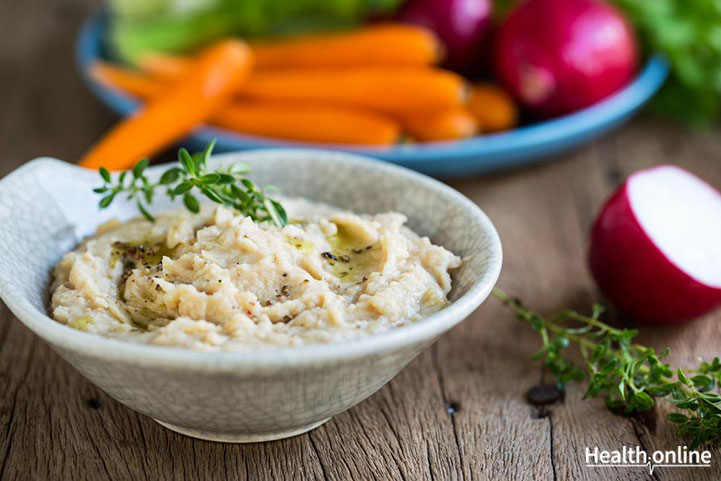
[0,149,502,442]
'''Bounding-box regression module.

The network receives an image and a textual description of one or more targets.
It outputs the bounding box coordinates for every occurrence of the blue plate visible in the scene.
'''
[76,12,669,177]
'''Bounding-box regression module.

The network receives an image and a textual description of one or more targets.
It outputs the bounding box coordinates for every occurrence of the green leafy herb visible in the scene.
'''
[493,287,721,448]
[93,140,288,227]
[609,0,721,125]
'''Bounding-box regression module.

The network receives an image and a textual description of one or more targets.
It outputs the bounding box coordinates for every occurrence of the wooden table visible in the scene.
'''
[2,1,720,480]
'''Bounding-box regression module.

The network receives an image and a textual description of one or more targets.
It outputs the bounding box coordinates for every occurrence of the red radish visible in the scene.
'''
[589,166,721,325]
[494,0,638,118]
[395,0,493,74]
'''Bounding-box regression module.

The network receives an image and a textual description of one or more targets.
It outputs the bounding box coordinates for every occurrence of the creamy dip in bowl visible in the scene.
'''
[0,149,501,442]
[51,200,461,350]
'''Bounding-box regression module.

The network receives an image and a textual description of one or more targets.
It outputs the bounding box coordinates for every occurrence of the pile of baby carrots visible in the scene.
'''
[81,24,517,171]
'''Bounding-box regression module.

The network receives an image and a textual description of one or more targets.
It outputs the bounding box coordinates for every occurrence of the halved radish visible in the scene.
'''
[589,165,721,324]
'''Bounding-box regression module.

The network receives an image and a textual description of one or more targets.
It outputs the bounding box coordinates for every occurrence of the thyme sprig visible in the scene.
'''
[493,287,721,448]
[93,140,287,227]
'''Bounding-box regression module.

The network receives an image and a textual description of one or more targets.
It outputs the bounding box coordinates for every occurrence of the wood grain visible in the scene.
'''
[1,1,720,480]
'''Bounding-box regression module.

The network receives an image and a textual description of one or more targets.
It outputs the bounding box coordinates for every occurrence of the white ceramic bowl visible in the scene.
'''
[0,150,501,442]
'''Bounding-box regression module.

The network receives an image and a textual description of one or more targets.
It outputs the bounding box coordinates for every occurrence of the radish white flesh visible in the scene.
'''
[629,166,721,287]
[589,165,721,324]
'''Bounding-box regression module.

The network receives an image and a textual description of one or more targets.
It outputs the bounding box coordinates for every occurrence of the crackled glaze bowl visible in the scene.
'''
[0,149,502,442]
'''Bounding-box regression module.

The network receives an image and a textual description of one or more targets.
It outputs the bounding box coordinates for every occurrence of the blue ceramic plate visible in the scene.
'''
[76,12,669,177]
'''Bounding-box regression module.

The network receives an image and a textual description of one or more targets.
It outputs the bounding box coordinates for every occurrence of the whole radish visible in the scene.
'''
[589,166,721,324]
[396,0,493,74]
[495,0,638,118]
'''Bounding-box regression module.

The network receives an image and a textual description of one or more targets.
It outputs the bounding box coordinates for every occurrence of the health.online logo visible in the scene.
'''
[585,446,712,475]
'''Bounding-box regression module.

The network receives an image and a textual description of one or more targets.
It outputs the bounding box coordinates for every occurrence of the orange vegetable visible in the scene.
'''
[241,67,467,114]
[467,83,518,132]
[251,24,441,68]
[89,61,162,99]
[138,24,441,79]
[213,103,400,145]
[399,108,478,142]
[80,39,252,170]
[88,63,399,146]
[138,61,467,115]
[137,53,190,81]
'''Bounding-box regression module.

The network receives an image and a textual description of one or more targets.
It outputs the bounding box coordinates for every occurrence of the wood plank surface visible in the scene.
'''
[1,1,720,480]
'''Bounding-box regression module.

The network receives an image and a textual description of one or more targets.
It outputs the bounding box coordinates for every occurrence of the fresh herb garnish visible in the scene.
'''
[493,287,721,448]
[93,140,287,227]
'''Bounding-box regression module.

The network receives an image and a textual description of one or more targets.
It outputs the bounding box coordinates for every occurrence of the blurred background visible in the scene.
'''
[0,0,113,174]
[6,0,721,177]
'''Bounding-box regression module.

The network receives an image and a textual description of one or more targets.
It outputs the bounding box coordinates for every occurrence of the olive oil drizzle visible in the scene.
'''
[111,240,176,330]
[323,226,382,282]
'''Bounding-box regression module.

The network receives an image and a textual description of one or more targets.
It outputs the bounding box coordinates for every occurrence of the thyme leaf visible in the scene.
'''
[493,287,721,448]
[93,140,287,227]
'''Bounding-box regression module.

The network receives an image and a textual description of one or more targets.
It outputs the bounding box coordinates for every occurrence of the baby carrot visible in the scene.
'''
[240,67,467,115]
[137,53,190,81]
[213,103,400,145]
[89,61,163,99]
[251,24,441,68]
[467,83,518,133]
[80,39,252,170]
[87,63,399,146]
[139,61,468,114]
[399,108,478,142]
[137,24,441,78]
